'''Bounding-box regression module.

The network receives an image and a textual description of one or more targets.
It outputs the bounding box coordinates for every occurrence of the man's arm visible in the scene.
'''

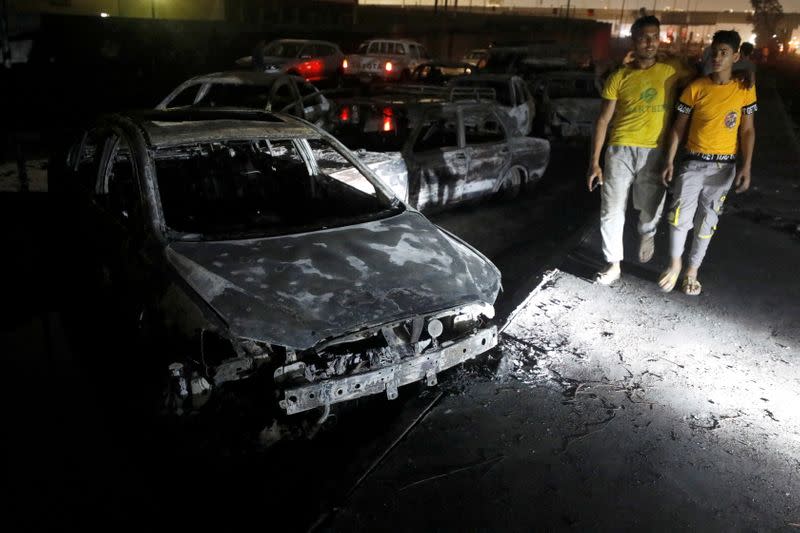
[735,113,755,193]
[587,98,616,191]
[661,112,690,187]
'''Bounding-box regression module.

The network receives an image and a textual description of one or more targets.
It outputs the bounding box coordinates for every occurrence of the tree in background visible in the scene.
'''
[751,0,784,58]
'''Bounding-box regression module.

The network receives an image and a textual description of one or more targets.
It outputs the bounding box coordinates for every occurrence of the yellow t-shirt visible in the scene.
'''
[602,58,693,148]
[677,77,758,156]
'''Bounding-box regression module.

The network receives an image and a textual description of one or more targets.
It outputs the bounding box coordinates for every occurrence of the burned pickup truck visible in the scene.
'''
[50,109,500,420]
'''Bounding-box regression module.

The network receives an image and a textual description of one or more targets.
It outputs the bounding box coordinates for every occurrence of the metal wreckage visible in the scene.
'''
[53,108,502,426]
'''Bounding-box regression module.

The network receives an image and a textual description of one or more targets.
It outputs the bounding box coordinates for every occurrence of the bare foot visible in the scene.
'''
[658,258,682,292]
[639,234,656,263]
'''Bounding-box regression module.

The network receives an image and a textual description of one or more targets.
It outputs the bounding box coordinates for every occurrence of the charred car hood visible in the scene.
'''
[166,210,500,350]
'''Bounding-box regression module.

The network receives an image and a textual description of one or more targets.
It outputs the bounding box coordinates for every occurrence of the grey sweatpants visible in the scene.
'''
[667,159,736,268]
[600,145,666,263]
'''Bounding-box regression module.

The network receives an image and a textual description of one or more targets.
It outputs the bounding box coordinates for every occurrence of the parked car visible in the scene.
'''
[410,61,474,85]
[157,71,331,128]
[49,109,501,421]
[333,101,550,211]
[342,39,431,83]
[530,71,601,138]
[447,74,536,135]
[235,39,344,83]
[460,48,489,68]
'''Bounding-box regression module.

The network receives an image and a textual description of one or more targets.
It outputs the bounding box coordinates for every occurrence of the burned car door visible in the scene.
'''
[405,109,467,209]
[296,79,330,127]
[511,78,534,135]
[463,108,512,199]
[91,132,150,310]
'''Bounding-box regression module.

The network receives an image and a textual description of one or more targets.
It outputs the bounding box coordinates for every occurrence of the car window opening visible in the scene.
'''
[154,139,399,239]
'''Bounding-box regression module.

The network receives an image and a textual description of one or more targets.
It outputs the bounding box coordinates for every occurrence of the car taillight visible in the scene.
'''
[382,107,394,131]
[385,61,393,72]
[339,106,350,122]
[297,59,324,79]
[342,58,349,69]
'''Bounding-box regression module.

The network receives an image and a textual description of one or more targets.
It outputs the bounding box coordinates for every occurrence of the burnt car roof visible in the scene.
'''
[172,71,308,86]
[416,60,473,69]
[451,73,521,82]
[121,109,318,148]
[269,38,338,46]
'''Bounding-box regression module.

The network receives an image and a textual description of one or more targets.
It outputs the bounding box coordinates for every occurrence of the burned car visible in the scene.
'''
[530,71,601,138]
[332,101,550,210]
[51,109,501,420]
[157,71,331,129]
[447,74,536,135]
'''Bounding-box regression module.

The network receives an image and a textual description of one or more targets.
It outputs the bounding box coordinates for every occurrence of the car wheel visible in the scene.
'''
[496,167,525,201]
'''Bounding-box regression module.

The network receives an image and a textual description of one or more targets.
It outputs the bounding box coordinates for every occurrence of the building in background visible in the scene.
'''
[8,0,226,20]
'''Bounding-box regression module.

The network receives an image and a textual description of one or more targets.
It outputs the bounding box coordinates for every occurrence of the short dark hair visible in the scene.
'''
[740,42,754,57]
[631,15,660,36]
[712,30,742,51]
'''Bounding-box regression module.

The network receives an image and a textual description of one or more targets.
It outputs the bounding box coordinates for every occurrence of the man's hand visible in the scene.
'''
[662,163,674,188]
[734,168,751,193]
[587,162,603,191]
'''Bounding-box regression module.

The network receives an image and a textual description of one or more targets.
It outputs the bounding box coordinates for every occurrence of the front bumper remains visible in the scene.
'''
[279,326,498,415]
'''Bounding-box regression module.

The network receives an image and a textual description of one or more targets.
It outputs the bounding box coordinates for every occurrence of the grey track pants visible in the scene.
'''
[600,145,666,263]
[667,159,736,268]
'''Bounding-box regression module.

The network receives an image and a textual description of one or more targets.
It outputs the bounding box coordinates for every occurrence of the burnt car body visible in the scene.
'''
[157,71,331,129]
[410,61,474,85]
[530,71,601,138]
[332,101,550,211]
[447,74,536,135]
[234,39,344,83]
[50,109,501,419]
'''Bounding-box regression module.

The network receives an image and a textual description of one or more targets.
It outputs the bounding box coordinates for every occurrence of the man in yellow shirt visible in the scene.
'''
[659,30,756,295]
[588,16,693,285]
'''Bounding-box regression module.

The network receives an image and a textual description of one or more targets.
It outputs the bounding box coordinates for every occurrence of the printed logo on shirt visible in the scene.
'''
[724,111,738,129]
[640,87,657,102]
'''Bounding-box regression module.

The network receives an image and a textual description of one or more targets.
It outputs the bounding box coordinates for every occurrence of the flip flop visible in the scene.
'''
[682,276,702,296]
[658,270,679,293]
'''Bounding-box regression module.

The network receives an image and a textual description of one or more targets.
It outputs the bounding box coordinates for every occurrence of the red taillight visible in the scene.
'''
[297,59,324,79]
[382,107,394,131]
[339,106,350,122]
[385,61,393,72]
[342,58,349,69]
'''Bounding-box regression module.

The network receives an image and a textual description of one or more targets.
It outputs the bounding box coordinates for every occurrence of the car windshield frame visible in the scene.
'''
[150,135,402,242]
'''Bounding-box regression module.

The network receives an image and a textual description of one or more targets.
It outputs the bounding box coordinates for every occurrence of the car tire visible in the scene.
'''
[496,167,525,201]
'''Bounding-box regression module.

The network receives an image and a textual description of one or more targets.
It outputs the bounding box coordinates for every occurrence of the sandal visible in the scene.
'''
[658,269,679,293]
[682,276,702,296]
